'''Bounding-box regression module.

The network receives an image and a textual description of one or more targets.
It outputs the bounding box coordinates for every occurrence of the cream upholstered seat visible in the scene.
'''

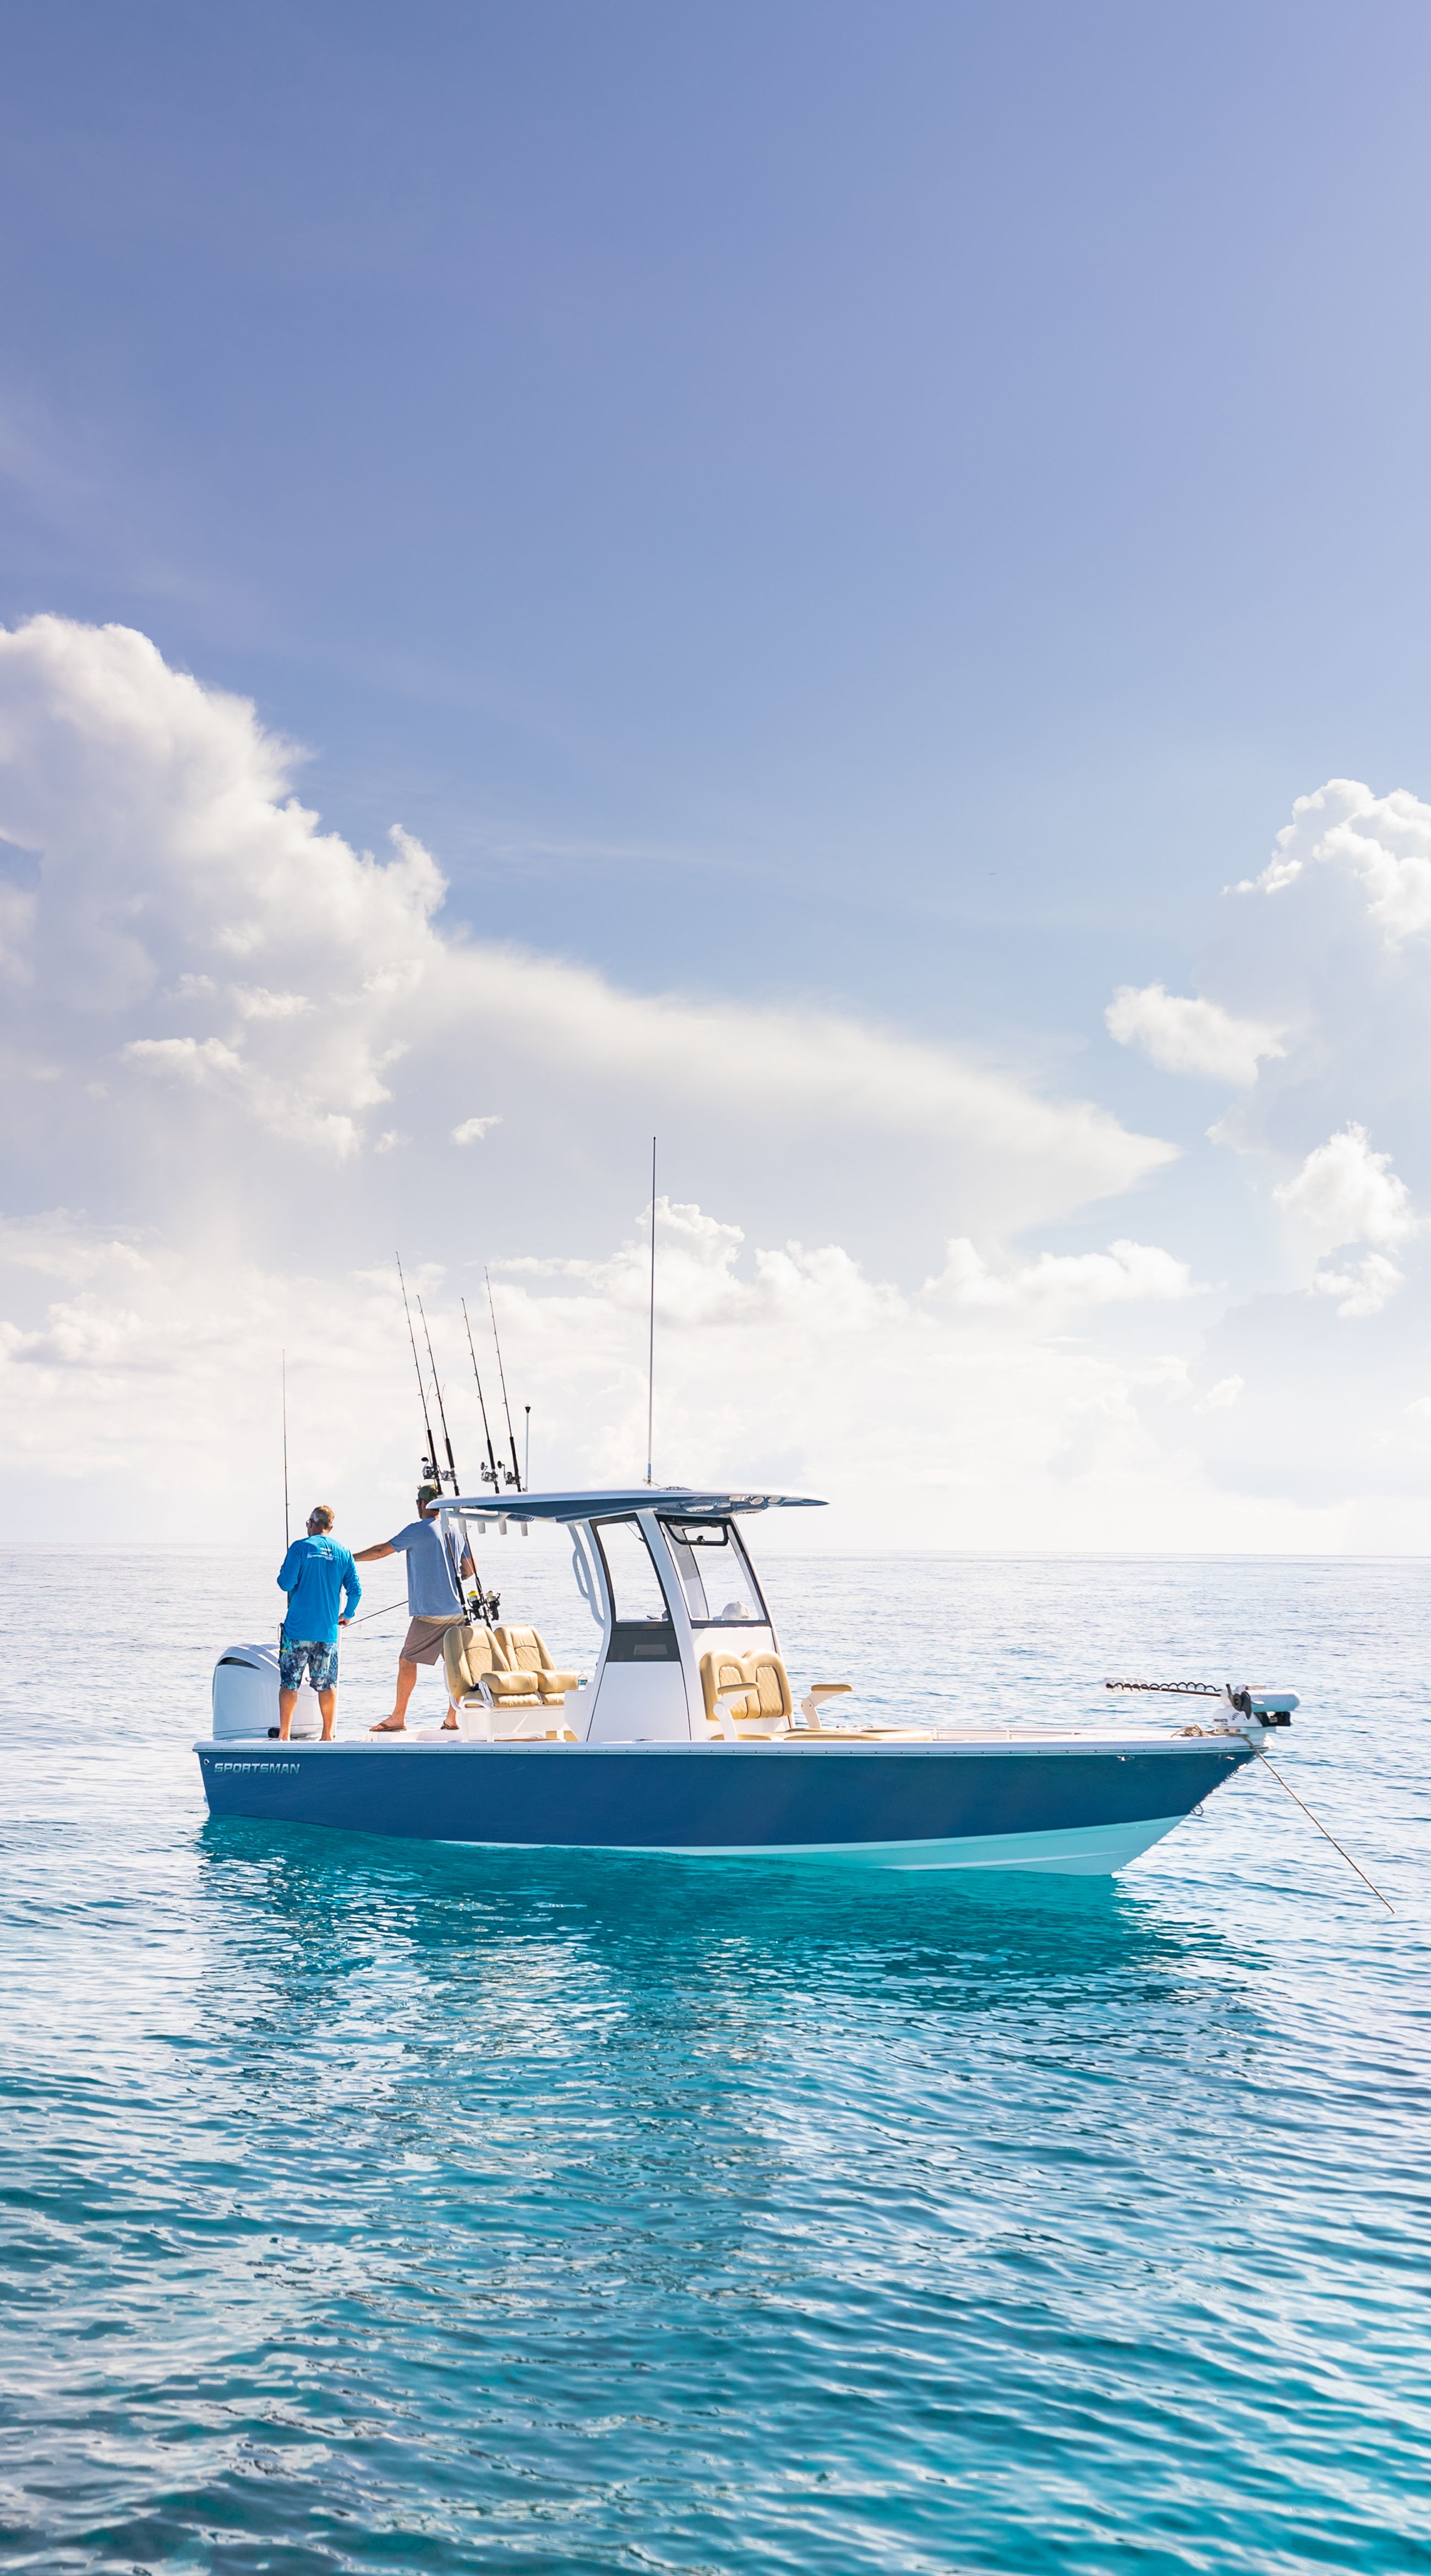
[697,1652,859,1738]
[494,1625,581,1704]
[699,1650,754,1730]
[698,1649,799,1736]
[744,1652,794,1724]
[443,1621,542,1710]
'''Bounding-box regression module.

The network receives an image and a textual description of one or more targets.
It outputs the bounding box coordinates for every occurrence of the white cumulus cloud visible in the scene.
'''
[1105,982,1286,1084]
[1240,778,1431,947]
[0,615,1172,1276]
[1310,1252,1406,1320]
[0,1196,1213,1546]
[6,615,1431,1547]
[1272,1122,1418,1251]
[1273,1123,1420,1319]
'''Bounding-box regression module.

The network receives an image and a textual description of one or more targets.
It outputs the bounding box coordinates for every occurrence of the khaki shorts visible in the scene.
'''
[401,1614,461,1666]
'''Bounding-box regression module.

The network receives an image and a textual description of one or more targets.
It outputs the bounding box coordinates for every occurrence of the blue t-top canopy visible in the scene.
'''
[441,1487,825,1524]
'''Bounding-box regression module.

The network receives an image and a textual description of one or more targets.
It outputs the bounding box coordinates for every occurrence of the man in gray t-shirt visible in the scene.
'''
[354,1483,475,1732]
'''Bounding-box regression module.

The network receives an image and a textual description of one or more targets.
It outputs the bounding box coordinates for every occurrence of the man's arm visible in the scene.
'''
[353,1541,397,1563]
[277,1541,302,1592]
[340,1553,363,1625]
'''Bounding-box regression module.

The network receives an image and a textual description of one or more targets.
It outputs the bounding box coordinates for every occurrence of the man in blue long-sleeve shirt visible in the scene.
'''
[276,1504,362,1740]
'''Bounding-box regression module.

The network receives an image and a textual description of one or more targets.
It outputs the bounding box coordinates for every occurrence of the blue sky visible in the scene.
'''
[6,4,1430,1033]
[3,3,1431,1542]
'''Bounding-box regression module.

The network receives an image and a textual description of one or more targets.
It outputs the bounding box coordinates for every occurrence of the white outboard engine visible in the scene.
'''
[211,1641,322,1740]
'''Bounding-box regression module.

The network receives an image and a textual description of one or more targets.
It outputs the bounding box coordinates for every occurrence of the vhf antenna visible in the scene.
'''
[416,1294,461,1493]
[646,1135,656,1485]
[462,1296,504,1489]
[485,1266,522,1488]
[396,1253,442,1487]
[281,1349,290,1548]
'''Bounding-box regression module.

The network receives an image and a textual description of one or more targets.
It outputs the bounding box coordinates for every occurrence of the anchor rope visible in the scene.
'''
[1252,1747,1394,1915]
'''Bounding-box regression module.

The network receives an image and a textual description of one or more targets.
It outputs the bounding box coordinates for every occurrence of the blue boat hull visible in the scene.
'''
[195,1735,1252,1873]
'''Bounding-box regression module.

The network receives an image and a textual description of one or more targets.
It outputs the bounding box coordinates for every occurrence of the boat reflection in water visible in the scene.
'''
[199,1488,1293,1875]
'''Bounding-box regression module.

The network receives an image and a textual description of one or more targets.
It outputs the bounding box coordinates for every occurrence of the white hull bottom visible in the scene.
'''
[437,1813,1190,1875]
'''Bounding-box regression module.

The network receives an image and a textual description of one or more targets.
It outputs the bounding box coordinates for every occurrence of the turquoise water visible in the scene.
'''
[3,1547,1429,2573]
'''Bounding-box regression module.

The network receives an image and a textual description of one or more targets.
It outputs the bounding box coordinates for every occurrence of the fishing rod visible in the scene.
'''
[416,1294,461,1493]
[462,1296,503,1489]
[345,1596,409,1627]
[396,1253,442,1488]
[485,1265,522,1488]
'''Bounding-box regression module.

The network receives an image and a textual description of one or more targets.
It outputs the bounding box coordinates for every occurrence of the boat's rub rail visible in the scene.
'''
[197,1725,1254,1754]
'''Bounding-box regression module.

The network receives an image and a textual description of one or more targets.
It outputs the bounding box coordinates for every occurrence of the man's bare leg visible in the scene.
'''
[370,1655,420,1733]
[318,1686,336,1742]
[277,1687,297,1741]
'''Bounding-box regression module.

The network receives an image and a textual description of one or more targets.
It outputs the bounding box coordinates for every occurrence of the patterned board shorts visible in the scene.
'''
[279,1637,338,1693]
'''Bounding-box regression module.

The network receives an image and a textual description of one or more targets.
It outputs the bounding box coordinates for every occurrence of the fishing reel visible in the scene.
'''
[466,1584,501,1627]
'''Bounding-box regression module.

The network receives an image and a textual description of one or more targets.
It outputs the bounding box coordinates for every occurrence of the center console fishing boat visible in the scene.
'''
[199,1487,1296,1873]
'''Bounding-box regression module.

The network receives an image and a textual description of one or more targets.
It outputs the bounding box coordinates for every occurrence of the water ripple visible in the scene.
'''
[2,1547,1428,2572]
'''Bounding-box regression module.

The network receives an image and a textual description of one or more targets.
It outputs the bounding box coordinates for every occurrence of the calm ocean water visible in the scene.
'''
[3,1544,1429,2574]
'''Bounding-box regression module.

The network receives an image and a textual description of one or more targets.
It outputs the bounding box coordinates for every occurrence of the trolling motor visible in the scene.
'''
[1228,1687,1289,1724]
